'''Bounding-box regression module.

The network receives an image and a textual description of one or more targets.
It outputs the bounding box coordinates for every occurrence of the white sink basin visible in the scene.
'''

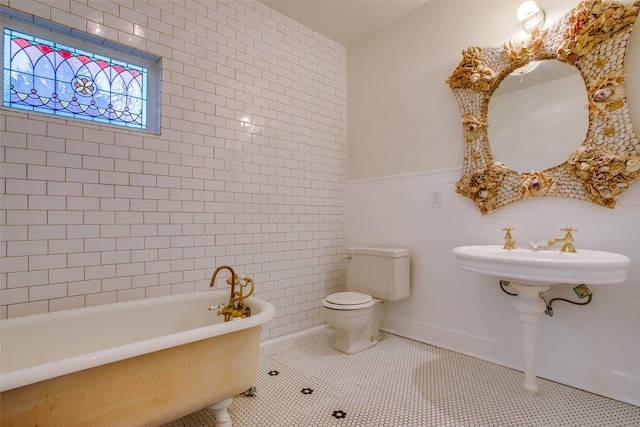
[453,245,630,285]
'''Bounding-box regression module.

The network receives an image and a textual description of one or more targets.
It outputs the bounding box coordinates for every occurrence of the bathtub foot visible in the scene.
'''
[241,386,256,397]
[209,397,233,427]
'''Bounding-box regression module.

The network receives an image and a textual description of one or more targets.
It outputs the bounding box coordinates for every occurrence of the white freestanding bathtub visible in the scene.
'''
[0,290,275,426]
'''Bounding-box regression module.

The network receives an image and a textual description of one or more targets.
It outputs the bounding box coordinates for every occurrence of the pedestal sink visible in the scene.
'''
[453,245,630,394]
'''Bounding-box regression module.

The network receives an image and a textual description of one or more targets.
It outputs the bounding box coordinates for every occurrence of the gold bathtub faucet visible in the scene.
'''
[209,265,255,321]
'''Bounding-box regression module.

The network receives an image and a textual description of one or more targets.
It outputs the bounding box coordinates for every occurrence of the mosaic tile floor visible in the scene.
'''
[165,326,640,427]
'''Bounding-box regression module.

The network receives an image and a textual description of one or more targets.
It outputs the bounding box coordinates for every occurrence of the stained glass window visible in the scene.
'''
[3,27,152,130]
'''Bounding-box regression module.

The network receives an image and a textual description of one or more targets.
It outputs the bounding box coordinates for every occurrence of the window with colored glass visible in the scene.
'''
[1,9,159,132]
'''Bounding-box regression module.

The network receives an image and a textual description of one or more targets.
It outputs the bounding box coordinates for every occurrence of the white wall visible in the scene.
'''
[348,1,640,405]
[0,0,347,340]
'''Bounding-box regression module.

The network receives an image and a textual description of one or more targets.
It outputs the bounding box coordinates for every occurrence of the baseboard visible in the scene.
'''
[261,324,328,347]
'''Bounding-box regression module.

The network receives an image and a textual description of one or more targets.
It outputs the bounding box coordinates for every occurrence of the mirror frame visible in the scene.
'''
[447,0,640,215]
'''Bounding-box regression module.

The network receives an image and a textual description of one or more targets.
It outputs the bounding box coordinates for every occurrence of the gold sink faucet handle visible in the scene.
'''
[548,227,577,253]
[502,227,516,250]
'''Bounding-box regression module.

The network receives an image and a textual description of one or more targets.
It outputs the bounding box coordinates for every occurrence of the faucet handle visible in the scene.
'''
[555,227,577,253]
[502,227,516,250]
[560,227,577,242]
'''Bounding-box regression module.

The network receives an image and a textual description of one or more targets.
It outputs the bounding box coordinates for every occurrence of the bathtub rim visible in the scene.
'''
[0,290,275,392]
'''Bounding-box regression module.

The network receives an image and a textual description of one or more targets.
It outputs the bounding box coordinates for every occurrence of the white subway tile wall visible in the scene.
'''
[0,0,347,339]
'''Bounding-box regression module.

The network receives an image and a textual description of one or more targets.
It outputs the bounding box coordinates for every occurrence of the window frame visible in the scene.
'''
[0,6,160,134]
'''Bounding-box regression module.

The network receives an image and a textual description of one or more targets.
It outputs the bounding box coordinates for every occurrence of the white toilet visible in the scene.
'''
[322,247,410,354]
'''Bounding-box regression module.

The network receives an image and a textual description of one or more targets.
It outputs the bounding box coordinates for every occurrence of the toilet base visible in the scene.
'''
[333,334,378,355]
[329,299,384,355]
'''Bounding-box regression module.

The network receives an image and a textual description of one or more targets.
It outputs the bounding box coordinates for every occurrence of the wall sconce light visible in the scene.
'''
[517,1,545,33]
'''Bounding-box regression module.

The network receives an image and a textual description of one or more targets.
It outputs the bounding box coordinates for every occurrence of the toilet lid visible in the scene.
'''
[325,292,373,305]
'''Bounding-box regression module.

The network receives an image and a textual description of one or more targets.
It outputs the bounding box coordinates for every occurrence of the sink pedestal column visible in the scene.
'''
[510,282,550,395]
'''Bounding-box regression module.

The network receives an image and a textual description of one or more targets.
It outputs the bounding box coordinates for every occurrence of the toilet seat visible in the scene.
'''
[322,292,374,310]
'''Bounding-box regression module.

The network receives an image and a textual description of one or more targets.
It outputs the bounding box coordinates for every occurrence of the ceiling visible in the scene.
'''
[259,1,429,47]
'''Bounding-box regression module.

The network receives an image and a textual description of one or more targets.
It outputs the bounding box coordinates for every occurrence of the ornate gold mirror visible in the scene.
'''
[447,0,640,215]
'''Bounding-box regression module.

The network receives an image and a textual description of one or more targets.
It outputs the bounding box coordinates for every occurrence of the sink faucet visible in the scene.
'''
[209,265,254,321]
[548,227,577,253]
[502,227,516,250]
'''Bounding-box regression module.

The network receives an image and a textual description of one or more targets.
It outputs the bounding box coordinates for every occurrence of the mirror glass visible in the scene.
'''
[488,60,589,172]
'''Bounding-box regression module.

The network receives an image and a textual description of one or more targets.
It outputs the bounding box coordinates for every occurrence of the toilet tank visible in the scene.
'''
[346,247,410,301]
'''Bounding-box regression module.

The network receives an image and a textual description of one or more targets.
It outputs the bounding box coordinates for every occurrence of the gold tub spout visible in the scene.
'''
[210,265,237,288]
[209,265,255,322]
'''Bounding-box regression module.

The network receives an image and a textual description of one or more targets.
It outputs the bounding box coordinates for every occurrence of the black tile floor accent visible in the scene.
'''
[164,326,640,426]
